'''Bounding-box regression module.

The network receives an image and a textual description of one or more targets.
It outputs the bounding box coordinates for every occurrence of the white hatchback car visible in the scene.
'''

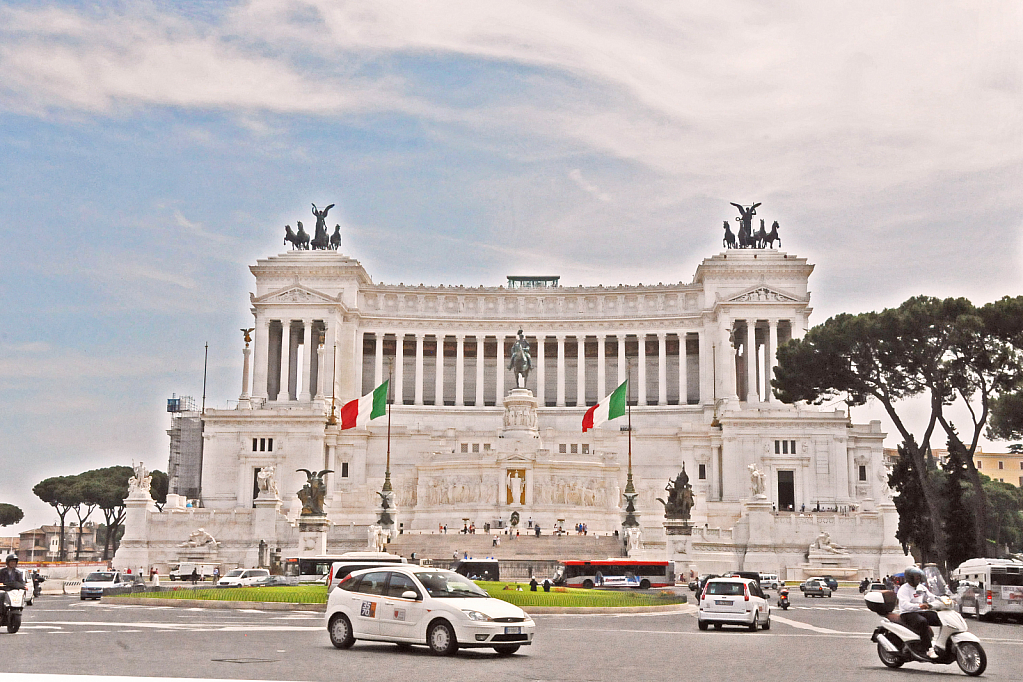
[325,566,535,655]
[217,568,270,586]
[697,577,771,631]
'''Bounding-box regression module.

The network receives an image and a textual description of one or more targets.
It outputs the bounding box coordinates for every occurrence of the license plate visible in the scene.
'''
[715,600,731,606]
[504,626,521,635]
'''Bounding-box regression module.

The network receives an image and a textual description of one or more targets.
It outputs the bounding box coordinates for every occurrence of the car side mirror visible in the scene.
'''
[402,590,419,600]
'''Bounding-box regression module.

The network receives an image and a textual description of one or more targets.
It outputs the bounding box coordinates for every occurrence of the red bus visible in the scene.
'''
[553,559,675,589]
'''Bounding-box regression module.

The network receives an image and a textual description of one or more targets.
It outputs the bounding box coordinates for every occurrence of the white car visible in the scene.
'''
[217,568,270,586]
[325,566,535,655]
[697,577,771,631]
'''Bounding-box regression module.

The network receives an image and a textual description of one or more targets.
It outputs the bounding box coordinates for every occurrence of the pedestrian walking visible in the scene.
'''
[190,568,198,585]
[152,568,160,587]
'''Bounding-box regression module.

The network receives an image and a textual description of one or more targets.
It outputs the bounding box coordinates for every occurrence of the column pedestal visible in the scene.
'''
[297,515,330,556]
[239,346,252,409]
[253,497,282,546]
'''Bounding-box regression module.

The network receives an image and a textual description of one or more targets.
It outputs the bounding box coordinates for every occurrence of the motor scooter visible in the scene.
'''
[865,565,986,676]
[0,584,26,634]
[32,574,45,598]
[777,587,790,610]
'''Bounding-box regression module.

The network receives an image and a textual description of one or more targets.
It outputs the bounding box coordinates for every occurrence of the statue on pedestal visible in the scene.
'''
[748,463,767,498]
[256,466,279,499]
[658,463,695,522]
[810,531,848,555]
[368,524,387,552]
[128,461,152,496]
[179,527,219,548]
[310,203,334,250]
[508,329,532,388]
[296,469,332,516]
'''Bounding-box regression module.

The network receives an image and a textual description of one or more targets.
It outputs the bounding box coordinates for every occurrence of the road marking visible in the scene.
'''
[29,621,323,632]
[768,615,854,634]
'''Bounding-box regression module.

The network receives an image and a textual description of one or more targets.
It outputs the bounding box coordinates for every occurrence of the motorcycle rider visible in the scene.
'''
[1,554,27,619]
[1,554,26,591]
[897,565,940,658]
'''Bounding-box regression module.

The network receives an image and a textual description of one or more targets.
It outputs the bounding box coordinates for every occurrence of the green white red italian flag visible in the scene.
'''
[340,380,388,430]
[582,380,627,432]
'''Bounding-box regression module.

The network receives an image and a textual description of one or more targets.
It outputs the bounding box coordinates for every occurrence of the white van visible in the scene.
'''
[169,562,220,582]
[758,573,780,590]
[217,568,271,587]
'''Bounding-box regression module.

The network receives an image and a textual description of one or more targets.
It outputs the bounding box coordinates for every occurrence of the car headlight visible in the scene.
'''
[462,610,494,622]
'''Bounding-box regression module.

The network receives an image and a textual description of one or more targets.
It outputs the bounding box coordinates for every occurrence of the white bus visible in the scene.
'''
[283,552,406,585]
[951,557,1023,620]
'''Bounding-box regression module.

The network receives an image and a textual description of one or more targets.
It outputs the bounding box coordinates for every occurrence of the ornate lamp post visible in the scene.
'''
[622,357,639,528]
[378,358,395,528]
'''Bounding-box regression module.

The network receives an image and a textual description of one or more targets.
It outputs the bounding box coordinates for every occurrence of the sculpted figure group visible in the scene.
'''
[722,201,781,249]
[284,203,342,251]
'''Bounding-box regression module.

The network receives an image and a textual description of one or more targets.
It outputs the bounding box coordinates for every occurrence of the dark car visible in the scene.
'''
[688,580,700,592]
[696,574,720,594]
[819,575,838,591]
[800,579,832,598]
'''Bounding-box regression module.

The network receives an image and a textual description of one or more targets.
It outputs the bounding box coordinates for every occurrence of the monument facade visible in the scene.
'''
[116,210,905,579]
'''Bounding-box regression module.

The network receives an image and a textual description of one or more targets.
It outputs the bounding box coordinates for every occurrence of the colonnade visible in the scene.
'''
[247,316,802,406]
[252,318,328,403]
[355,332,706,408]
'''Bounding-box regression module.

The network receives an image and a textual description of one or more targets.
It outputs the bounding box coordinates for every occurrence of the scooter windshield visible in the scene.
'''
[923,565,950,596]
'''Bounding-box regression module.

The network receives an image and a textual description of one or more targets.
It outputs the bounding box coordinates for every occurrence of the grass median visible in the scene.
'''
[111,582,686,608]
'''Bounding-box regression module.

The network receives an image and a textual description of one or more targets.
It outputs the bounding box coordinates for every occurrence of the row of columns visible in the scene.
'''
[358,332,705,407]
[252,318,331,403]
[245,315,803,406]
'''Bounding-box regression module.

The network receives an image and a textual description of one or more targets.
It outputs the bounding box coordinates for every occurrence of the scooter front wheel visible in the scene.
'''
[877,641,904,668]
[955,641,987,677]
[6,612,21,634]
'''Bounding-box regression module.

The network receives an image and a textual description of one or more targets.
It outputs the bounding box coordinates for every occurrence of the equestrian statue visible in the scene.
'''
[508,329,533,389]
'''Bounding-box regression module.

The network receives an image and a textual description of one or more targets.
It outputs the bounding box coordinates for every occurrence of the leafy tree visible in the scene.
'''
[32,476,78,561]
[773,301,951,565]
[976,475,1023,553]
[932,295,1023,559]
[68,477,102,560]
[150,470,169,511]
[78,466,133,560]
[987,392,1023,443]
[774,294,1023,567]
[0,503,24,527]
[942,437,976,570]
[888,441,937,559]
[1008,443,1023,455]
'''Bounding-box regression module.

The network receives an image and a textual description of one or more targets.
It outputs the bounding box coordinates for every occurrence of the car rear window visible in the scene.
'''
[707,582,744,596]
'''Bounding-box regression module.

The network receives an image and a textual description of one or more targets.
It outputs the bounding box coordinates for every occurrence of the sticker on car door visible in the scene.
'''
[393,608,406,621]
[360,601,377,618]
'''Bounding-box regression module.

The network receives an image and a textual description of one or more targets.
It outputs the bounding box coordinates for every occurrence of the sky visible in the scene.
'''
[1,0,1022,535]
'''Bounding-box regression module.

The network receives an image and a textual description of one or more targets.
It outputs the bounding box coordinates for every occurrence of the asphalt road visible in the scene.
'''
[2,592,1022,682]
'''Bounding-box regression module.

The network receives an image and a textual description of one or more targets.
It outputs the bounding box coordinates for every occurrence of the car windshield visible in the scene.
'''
[85,573,115,582]
[707,581,745,596]
[224,570,244,577]
[416,571,489,598]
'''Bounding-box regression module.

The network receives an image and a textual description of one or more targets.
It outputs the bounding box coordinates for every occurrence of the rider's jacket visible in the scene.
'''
[897,582,934,614]
[0,567,26,590]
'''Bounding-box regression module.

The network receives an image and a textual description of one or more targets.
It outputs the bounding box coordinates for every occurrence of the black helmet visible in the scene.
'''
[905,565,925,584]
[5,554,17,563]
